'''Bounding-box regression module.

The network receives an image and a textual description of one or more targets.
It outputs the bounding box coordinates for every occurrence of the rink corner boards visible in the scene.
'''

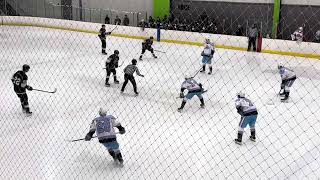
[3,23,320,60]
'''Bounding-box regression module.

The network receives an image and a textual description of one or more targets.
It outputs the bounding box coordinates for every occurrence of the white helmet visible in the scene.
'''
[237,92,245,98]
[99,108,107,116]
[298,27,303,31]
[184,74,192,80]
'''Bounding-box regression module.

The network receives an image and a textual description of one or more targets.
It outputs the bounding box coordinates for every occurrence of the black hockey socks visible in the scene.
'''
[114,76,119,84]
[281,92,289,101]
[105,78,110,87]
[235,132,243,144]
[200,98,205,108]
[116,152,124,164]
[178,100,187,111]
[250,129,256,141]
[200,65,205,72]
[108,150,116,160]
[208,67,212,74]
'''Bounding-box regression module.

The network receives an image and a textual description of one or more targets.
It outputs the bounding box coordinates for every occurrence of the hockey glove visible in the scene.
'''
[236,106,244,116]
[26,85,33,91]
[117,125,126,134]
[179,92,184,98]
[85,134,92,141]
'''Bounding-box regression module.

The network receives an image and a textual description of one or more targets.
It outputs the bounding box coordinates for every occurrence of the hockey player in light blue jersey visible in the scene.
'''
[234,92,258,145]
[85,108,126,165]
[200,39,215,74]
[178,76,205,112]
[278,65,296,101]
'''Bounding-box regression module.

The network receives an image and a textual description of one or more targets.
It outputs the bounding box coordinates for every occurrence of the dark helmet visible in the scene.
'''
[102,24,106,27]
[22,64,30,71]
[278,64,284,70]
[114,50,119,55]
[150,36,154,39]
[132,59,137,65]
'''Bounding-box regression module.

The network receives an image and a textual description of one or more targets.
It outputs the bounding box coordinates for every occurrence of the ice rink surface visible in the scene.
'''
[1,26,320,179]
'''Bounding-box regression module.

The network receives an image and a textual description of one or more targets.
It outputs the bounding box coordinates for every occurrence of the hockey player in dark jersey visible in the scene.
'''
[98,24,111,54]
[105,50,120,87]
[11,64,33,116]
[120,59,144,95]
[139,36,157,60]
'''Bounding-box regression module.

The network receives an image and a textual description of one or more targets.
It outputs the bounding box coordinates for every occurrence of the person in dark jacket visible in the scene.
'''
[123,15,129,26]
[11,64,33,116]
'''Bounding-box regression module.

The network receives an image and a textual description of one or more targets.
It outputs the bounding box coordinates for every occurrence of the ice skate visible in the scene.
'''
[234,139,242,145]
[249,136,256,142]
[114,80,120,84]
[25,111,32,117]
[105,83,110,87]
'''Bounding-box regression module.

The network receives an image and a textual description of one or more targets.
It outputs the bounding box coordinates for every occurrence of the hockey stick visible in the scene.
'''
[33,88,57,94]
[66,132,120,142]
[191,67,203,78]
[118,61,124,67]
[102,62,124,69]
[110,25,118,33]
[154,49,166,53]
[66,136,97,142]
[176,90,208,99]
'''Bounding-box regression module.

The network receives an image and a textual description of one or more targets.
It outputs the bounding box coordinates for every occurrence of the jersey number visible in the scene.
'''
[12,77,21,85]
[97,120,111,133]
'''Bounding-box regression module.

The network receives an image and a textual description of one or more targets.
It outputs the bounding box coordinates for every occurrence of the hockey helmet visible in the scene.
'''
[150,36,154,39]
[114,50,119,55]
[298,27,303,31]
[132,59,137,65]
[102,24,106,27]
[278,64,284,70]
[184,74,192,80]
[99,108,107,116]
[205,38,210,44]
[237,92,245,98]
[22,64,30,72]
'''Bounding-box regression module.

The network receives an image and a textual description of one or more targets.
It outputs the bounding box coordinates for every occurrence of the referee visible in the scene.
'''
[120,59,144,95]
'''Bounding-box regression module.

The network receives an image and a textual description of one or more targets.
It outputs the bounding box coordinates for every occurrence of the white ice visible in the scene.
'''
[0,26,320,180]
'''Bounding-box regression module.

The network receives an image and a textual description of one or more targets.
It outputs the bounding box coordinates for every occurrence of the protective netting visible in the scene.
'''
[1,1,320,180]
